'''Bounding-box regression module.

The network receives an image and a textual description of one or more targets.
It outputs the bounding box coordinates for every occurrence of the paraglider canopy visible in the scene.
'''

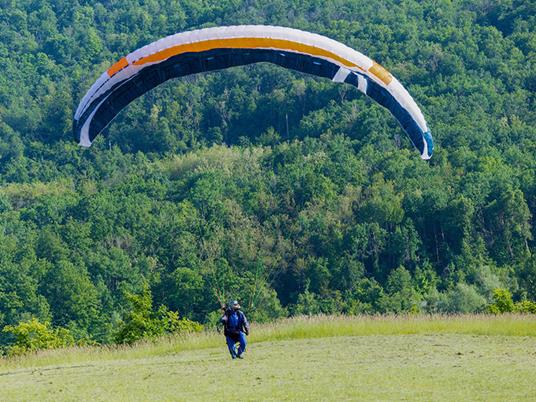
[74,25,433,159]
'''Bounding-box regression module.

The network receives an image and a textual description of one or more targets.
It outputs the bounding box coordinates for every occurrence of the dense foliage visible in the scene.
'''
[0,0,535,349]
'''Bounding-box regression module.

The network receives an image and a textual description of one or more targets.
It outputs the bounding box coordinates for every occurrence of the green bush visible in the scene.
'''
[487,289,536,314]
[293,290,323,316]
[114,285,203,344]
[488,288,515,314]
[2,318,74,356]
[155,307,203,334]
[446,283,487,313]
[514,300,536,314]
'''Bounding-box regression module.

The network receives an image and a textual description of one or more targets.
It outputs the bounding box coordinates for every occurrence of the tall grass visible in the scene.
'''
[2,314,535,371]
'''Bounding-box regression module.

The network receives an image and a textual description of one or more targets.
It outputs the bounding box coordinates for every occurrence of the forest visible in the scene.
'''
[0,0,535,350]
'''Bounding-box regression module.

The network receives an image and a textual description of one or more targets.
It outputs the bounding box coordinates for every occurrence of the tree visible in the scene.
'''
[41,260,101,332]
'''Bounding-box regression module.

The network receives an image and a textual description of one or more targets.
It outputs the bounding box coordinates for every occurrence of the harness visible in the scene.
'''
[225,310,243,337]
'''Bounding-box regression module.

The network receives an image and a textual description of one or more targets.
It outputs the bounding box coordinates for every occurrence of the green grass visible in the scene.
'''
[2,315,536,401]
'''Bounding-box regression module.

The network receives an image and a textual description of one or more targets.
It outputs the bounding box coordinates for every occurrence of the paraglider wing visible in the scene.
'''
[74,25,433,159]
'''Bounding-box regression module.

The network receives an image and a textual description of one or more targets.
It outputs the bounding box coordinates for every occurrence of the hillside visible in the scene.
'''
[0,0,535,348]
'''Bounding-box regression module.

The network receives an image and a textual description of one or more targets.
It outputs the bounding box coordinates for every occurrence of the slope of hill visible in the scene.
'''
[0,0,535,348]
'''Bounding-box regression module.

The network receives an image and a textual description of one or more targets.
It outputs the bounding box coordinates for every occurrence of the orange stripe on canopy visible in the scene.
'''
[132,37,361,69]
[107,57,129,77]
[369,62,393,85]
[110,38,394,85]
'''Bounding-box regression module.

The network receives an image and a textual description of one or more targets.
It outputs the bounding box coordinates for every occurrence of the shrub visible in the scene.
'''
[114,284,203,344]
[245,286,287,323]
[488,288,515,314]
[514,300,536,314]
[293,290,323,316]
[155,307,203,333]
[447,283,487,313]
[2,318,74,356]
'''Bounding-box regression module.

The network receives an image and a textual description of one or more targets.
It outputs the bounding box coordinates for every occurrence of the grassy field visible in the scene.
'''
[2,315,536,401]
